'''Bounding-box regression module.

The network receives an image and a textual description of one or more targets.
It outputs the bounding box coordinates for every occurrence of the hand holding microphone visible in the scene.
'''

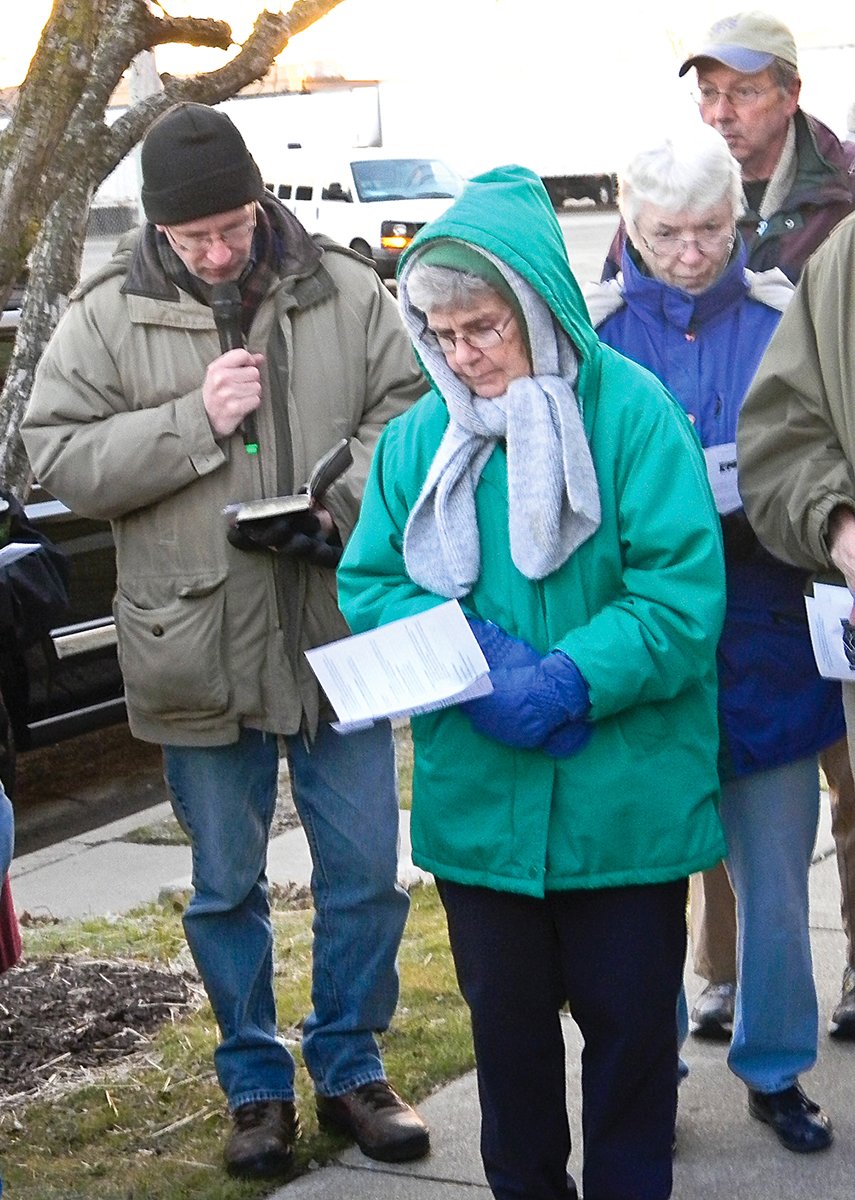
[205,282,262,453]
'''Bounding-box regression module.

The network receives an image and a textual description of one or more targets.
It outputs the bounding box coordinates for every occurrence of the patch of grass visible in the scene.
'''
[2,882,472,1200]
[123,816,190,846]
[394,720,414,810]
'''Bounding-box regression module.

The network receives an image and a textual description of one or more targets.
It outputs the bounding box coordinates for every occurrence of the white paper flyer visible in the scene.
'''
[305,599,492,733]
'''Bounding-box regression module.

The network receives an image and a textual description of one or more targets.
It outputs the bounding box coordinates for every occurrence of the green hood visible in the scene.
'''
[398,163,599,386]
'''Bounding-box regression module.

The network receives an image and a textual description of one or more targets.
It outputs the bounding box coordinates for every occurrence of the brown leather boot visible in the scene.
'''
[316,1080,430,1162]
[224,1099,301,1178]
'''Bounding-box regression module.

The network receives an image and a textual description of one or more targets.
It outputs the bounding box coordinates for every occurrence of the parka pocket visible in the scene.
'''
[114,574,229,719]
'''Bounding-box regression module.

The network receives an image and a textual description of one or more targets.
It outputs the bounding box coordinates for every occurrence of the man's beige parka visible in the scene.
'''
[22,201,426,746]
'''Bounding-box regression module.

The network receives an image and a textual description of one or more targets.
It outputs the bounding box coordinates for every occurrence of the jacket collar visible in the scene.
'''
[120,194,324,304]
[787,109,855,208]
[619,238,749,333]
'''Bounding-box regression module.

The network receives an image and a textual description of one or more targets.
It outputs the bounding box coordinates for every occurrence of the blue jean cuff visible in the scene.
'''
[229,1089,296,1113]
[316,1070,387,1099]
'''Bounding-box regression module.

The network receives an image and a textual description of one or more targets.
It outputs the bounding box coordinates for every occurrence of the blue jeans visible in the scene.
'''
[163,721,410,1111]
[720,756,820,1093]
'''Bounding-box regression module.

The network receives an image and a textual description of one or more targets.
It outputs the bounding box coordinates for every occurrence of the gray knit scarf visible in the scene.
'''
[399,248,601,599]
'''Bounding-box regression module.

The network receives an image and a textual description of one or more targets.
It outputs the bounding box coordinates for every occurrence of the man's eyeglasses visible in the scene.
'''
[425,312,514,355]
[639,228,735,259]
[693,84,775,110]
[165,207,256,254]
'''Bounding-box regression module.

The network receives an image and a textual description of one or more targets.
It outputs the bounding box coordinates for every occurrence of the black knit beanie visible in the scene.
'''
[140,102,265,225]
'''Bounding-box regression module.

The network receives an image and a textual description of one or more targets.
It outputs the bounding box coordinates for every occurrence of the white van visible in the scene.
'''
[263,148,466,279]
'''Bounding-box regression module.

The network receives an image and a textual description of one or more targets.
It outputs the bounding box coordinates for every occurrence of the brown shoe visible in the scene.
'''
[316,1080,430,1162]
[224,1099,301,1178]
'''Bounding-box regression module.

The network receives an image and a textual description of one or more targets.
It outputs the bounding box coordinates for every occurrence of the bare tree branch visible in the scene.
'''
[0,0,349,490]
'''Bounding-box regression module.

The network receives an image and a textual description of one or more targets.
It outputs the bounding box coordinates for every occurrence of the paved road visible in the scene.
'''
[557,207,618,283]
[13,724,165,857]
[81,209,620,290]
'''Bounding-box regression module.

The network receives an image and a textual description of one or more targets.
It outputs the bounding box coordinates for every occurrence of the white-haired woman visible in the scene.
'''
[585,124,843,1154]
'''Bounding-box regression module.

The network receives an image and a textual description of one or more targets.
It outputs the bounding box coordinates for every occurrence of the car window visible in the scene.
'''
[351,159,465,203]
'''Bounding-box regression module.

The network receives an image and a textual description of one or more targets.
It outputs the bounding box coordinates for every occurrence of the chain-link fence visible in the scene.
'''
[86,203,140,239]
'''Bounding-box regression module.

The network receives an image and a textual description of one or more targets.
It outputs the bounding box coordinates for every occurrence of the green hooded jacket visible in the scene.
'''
[338,165,727,895]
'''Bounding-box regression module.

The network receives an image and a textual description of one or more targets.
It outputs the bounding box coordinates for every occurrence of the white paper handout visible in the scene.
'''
[703,442,741,515]
[805,582,855,681]
[305,599,492,733]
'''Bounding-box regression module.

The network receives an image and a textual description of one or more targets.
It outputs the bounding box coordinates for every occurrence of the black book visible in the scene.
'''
[225,438,353,527]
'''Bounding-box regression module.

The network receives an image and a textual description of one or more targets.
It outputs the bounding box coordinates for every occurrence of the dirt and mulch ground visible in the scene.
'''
[6,727,202,1107]
[0,955,200,1106]
[3,723,410,1112]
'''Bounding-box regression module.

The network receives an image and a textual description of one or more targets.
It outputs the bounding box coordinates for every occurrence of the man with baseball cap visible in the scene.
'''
[673,7,855,1156]
[677,10,854,279]
[600,6,855,1156]
[22,102,429,1180]
[604,11,854,282]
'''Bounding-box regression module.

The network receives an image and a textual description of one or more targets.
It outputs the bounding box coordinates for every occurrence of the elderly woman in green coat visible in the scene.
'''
[337,165,727,1200]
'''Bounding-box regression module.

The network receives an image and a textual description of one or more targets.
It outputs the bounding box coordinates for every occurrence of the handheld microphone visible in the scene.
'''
[210,281,258,455]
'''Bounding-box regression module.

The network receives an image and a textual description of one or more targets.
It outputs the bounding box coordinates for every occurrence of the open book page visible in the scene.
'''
[224,439,353,526]
[305,600,492,733]
[805,582,855,681]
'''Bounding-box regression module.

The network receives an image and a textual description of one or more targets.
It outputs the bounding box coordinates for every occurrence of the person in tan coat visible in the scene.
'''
[22,103,429,1180]
[737,208,855,1049]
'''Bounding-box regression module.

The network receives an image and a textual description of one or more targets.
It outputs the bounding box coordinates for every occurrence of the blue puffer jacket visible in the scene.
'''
[591,239,845,778]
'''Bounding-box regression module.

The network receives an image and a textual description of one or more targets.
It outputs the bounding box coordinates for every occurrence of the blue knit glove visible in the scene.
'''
[466,616,540,669]
[542,718,592,759]
[461,650,591,750]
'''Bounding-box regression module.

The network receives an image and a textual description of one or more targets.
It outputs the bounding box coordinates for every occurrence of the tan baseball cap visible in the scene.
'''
[678,10,798,77]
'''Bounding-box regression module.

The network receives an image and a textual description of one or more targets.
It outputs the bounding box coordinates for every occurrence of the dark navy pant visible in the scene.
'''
[437,877,688,1200]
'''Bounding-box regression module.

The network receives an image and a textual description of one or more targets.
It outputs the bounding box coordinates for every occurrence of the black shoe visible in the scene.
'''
[829,966,855,1039]
[316,1080,430,1162]
[748,1084,833,1153]
[689,981,735,1040]
[224,1099,301,1178]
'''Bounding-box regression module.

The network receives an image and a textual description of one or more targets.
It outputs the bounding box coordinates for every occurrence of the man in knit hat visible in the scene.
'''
[22,102,429,1180]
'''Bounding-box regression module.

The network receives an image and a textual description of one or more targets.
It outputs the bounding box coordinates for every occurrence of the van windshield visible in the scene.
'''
[351,158,465,203]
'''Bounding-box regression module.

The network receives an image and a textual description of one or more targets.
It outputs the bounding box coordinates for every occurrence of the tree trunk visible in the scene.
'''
[0,175,94,495]
[0,0,347,493]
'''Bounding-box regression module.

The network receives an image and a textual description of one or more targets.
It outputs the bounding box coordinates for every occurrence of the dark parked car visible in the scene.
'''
[1,311,125,798]
[0,485,125,798]
[0,295,123,796]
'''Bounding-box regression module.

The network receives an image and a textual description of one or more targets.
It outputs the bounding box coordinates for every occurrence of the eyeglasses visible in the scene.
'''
[164,207,256,253]
[693,83,776,110]
[425,312,514,355]
[639,227,735,259]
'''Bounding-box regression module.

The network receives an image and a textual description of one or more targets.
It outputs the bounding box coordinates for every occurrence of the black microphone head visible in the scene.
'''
[210,281,242,316]
[210,282,244,353]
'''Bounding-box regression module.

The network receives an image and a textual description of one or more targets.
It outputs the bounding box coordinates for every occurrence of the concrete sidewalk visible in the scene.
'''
[9,794,855,1198]
[10,801,430,920]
